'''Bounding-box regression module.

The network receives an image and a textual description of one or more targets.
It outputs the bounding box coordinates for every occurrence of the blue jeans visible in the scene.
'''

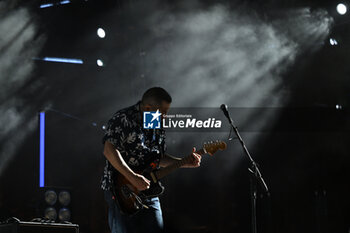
[104,190,164,233]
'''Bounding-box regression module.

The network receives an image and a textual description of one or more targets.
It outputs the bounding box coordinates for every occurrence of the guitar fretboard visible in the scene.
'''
[154,148,205,179]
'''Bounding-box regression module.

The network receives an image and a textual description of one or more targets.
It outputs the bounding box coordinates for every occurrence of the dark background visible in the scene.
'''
[0,0,349,233]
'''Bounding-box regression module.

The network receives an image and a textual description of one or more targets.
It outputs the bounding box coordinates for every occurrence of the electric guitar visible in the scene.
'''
[112,140,227,215]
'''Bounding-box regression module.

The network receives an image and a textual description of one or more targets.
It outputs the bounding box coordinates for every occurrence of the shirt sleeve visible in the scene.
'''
[102,112,127,149]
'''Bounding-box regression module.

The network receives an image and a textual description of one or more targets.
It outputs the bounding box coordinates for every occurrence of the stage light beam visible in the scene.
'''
[337,3,347,15]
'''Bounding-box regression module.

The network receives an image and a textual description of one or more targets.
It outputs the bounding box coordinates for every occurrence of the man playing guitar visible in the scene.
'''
[101,87,201,233]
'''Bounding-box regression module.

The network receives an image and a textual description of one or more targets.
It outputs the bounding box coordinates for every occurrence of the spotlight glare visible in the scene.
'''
[337,3,347,15]
[330,38,338,46]
[97,28,106,38]
[336,104,343,110]
[97,59,104,67]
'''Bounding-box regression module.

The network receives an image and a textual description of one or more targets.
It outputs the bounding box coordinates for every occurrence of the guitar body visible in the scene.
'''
[113,170,165,215]
[112,141,226,215]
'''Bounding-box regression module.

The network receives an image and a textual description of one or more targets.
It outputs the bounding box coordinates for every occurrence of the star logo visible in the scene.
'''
[150,110,162,122]
[143,109,162,129]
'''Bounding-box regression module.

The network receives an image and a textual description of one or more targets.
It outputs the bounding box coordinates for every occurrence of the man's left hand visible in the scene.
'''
[182,147,201,168]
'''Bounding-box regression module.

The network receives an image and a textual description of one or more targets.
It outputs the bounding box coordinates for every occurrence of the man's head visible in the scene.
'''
[141,87,172,115]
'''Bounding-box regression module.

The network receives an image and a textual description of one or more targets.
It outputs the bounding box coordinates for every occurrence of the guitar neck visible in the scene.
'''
[155,148,206,180]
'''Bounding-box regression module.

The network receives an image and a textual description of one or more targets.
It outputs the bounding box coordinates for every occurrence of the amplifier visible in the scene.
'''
[0,221,79,233]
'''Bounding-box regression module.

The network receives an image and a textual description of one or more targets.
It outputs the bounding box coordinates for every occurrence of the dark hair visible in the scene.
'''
[142,87,172,106]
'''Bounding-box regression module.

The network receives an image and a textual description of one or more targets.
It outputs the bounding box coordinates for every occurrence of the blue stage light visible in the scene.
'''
[40,112,45,187]
[40,3,54,8]
[60,0,70,4]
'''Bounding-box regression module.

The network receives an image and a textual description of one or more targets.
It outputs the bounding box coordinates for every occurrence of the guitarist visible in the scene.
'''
[101,87,201,233]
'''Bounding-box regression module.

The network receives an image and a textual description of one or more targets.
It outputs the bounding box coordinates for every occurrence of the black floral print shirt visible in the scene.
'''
[101,101,166,191]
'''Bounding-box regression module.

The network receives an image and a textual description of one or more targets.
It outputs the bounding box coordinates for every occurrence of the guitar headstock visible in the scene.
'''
[203,140,227,156]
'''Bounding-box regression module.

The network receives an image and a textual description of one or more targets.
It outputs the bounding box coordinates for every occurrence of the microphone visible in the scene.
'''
[220,104,233,124]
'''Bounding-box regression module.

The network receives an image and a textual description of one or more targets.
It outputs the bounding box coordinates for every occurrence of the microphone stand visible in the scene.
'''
[225,112,269,233]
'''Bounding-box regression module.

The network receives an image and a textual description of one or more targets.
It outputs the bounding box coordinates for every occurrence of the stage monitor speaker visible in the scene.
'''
[0,221,79,233]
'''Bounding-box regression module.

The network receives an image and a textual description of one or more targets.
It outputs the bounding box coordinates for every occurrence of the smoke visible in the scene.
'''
[0,0,334,175]
[0,2,45,176]
[136,3,332,108]
[102,1,333,152]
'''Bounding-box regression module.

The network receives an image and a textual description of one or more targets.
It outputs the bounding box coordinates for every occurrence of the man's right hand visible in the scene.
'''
[103,142,151,191]
[129,173,151,191]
